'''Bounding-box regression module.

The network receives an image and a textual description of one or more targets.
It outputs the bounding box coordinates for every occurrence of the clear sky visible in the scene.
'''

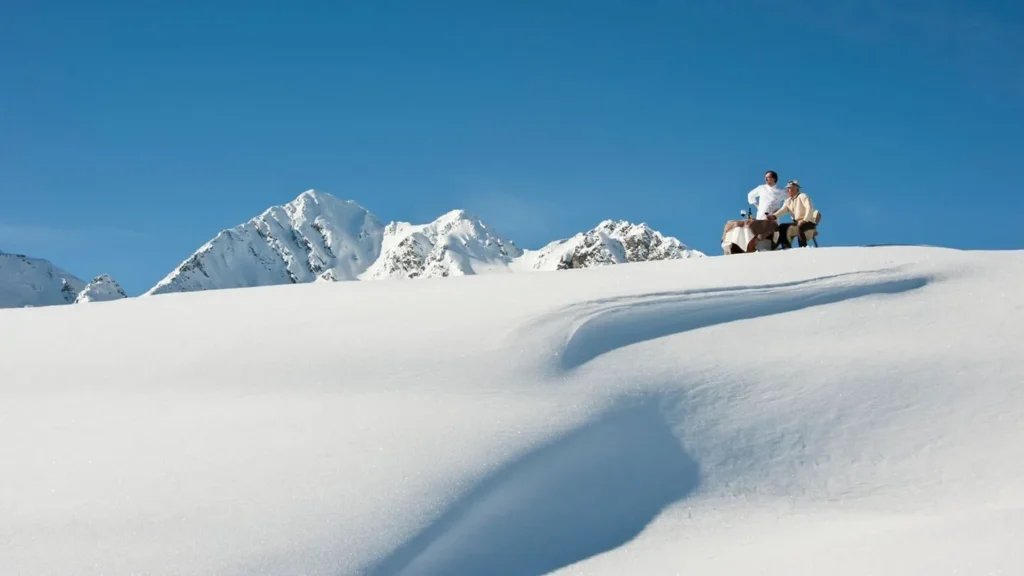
[2,0,1022,295]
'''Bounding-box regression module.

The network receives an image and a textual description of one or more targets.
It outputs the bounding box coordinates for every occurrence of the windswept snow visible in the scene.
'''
[0,250,85,308]
[74,274,127,303]
[2,246,1022,575]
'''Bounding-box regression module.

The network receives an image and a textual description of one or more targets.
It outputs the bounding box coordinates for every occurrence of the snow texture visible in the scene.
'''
[74,274,127,304]
[3,246,1022,576]
[0,249,86,308]
[147,190,704,294]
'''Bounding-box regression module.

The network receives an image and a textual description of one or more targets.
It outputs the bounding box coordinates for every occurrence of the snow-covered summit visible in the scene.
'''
[0,249,86,308]
[515,219,704,271]
[362,209,524,280]
[75,274,127,303]
[146,190,385,294]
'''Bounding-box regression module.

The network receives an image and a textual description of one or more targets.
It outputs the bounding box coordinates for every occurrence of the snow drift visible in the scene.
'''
[1,245,1022,575]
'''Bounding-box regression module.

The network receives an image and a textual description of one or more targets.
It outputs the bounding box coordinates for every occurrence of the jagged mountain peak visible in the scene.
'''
[297,188,328,201]
[435,208,471,221]
[269,189,379,225]
[147,190,384,295]
[75,274,127,304]
[587,219,696,263]
[286,189,371,214]
[363,208,523,280]
[405,208,490,236]
[595,219,650,233]
[515,218,703,272]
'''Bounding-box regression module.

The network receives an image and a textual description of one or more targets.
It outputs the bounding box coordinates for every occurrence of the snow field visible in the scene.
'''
[1,245,1021,575]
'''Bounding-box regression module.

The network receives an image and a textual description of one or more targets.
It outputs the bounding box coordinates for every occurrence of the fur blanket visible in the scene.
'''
[722,218,779,240]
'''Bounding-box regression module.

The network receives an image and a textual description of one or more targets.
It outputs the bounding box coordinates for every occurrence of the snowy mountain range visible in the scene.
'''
[148,189,704,295]
[0,251,129,309]
[0,189,702,308]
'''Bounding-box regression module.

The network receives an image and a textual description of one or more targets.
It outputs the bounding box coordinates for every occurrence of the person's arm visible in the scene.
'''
[747,187,760,206]
[800,194,814,223]
[774,198,791,219]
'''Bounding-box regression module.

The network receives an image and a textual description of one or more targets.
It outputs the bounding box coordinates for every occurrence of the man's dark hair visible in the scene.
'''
[765,170,778,180]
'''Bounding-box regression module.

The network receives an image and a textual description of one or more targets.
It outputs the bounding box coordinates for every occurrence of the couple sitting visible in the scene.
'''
[747,170,819,249]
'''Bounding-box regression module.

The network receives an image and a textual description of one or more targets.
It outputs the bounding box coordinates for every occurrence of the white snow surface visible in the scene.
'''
[0,249,86,308]
[146,189,704,293]
[2,246,1023,575]
[75,274,127,303]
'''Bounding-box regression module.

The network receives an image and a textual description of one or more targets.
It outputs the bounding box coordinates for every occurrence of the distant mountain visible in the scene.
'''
[75,274,127,304]
[0,190,703,309]
[516,219,702,271]
[146,189,704,295]
[147,190,384,294]
[362,209,523,280]
[0,250,86,309]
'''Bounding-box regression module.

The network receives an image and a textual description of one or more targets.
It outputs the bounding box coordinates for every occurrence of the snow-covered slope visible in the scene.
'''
[147,190,384,294]
[75,274,127,303]
[6,246,1020,576]
[0,249,86,308]
[145,189,703,294]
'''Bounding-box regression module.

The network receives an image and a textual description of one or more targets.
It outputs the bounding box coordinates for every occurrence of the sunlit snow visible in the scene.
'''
[1,245,1021,575]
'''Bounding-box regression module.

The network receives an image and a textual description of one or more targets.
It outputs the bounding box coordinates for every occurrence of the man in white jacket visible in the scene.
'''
[747,170,788,220]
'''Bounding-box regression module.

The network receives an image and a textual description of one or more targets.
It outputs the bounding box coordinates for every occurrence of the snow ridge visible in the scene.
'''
[145,190,704,295]
[75,274,127,303]
[0,249,86,308]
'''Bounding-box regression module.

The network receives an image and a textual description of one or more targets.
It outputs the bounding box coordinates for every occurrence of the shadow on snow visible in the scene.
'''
[365,396,698,576]
[366,271,930,575]
[559,274,931,371]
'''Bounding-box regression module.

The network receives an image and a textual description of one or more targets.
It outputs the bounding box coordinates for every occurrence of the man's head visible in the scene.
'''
[765,171,778,186]
[785,179,801,197]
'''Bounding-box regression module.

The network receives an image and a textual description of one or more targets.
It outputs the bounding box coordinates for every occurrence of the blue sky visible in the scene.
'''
[2,0,1022,295]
